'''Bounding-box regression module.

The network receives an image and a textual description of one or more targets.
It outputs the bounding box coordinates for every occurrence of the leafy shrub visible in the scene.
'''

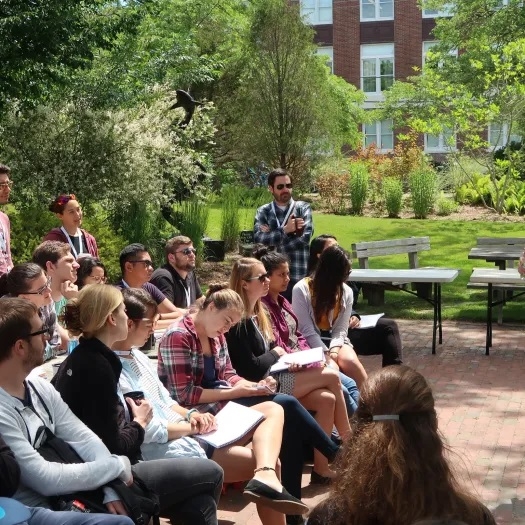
[409,168,437,219]
[435,193,459,216]
[173,199,210,264]
[315,172,350,214]
[349,163,369,215]
[220,186,241,252]
[382,177,403,217]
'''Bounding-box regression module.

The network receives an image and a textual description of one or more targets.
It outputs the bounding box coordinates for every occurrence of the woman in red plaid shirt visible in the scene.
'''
[158,285,340,521]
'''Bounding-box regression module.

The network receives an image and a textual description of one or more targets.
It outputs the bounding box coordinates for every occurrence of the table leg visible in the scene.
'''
[437,284,443,344]
[432,282,438,355]
[486,283,492,356]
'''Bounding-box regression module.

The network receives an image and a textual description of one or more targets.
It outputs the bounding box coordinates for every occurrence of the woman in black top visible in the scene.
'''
[52,284,223,525]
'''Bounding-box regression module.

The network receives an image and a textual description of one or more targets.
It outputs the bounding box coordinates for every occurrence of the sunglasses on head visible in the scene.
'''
[246,273,269,283]
[275,183,293,190]
[176,247,197,256]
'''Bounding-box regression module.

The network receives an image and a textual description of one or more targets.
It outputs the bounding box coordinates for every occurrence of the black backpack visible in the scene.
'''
[37,427,160,525]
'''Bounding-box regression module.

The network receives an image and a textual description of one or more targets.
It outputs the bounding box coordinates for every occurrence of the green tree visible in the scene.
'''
[217,0,364,182]
[0,0,147,111]
[382,0,525,213]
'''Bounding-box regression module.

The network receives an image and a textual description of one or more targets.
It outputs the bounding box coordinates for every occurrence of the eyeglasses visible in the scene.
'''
[88,275,107,283]
[275,183,292,190]
[23,278,52,296]
[246,273,269,283]
[129,260,154,268]
[0,181,13,189]
[175,248,196,256]
[26,326,51,339]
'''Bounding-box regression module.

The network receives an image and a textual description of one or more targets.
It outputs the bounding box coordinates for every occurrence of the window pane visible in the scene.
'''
[426,134,440,148]
[363,59,376,77]
[380,0,393,17]
[319,0,332,7]
[362,2,376,18]
[361,43,394,58]
[364,122,377,135]
[302,0,315,7]
[381,76,394,90]
[381,133,394,150]
[363,77,376,92]
[380,59,393,75]
[319,7,332,21]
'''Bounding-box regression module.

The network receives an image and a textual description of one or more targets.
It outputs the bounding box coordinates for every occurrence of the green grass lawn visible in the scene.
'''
[206,207,525,322]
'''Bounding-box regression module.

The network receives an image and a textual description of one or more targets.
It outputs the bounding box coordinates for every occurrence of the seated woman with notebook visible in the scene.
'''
[158,284,340,516]
[225,257,351,485]
[253,247,359,417]
[292,244,368,388]
[115,288,291,525]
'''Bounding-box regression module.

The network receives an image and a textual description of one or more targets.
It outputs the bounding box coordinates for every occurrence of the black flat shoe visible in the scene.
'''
[243,479,309,515]
[310,470,334,486]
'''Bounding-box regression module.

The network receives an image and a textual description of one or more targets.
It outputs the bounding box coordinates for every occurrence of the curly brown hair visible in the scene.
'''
[309,366,489,525]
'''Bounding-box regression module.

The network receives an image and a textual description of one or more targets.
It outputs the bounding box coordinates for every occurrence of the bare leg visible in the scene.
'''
[336,344,368,388]
[291,367,351,440]
[212,446,285,525]
[299,389,336,478]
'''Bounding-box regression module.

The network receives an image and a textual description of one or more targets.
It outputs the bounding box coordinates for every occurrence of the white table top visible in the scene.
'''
[349,268,459,283]
[468,246,523,260]
[469,268,525,285]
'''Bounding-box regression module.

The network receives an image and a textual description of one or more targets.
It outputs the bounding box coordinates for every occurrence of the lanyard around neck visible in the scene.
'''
[60,226,84,258]
[272,199,295,229]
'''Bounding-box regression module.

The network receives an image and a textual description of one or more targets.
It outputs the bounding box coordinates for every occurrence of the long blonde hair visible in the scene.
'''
[62,284,123,338]
[229,257,274,342]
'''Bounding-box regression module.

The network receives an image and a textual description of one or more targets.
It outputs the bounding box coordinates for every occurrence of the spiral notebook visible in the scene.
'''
[197,402,265,448]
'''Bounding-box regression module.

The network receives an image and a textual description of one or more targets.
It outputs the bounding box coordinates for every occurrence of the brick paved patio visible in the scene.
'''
[217,319,525,525]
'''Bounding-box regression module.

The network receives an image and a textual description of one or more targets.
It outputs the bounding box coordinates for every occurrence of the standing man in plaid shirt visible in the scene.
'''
[254,168,313,301]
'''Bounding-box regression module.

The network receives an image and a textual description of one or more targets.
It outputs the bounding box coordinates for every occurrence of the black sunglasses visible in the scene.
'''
[175,248,197,256]
[275,183,293,190]
[129,260,153,268]
[246,273,269,282]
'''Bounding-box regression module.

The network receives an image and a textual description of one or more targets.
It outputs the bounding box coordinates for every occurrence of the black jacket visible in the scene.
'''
[52,337,144,464]
[0,434,20,497]
[225,318,280,382]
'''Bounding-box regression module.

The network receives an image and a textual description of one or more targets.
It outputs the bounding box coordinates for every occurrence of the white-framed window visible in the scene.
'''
[422,2,454,17]
[360,0,394,21]
[422,41,458,67]
[488,122,522,148]
[424,128,456,152]
[317,46,334,73]
[300,0,333,25]
[364,119,394,152]
[361,43,394,94]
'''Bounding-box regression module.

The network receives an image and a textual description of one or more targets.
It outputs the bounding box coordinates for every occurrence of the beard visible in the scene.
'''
[24,341,45,371]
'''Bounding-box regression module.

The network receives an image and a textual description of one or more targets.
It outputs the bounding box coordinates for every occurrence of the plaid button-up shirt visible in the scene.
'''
[253,200,313,282]
[157,315,243,415]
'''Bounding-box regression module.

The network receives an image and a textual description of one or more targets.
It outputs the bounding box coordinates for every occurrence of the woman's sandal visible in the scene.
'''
[243,467,309,515]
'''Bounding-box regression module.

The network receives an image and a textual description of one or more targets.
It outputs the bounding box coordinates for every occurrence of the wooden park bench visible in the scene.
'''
[351,237,431,306]
[239,230,255,257]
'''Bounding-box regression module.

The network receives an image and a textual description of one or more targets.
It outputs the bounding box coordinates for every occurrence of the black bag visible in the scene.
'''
[37,427,160,525]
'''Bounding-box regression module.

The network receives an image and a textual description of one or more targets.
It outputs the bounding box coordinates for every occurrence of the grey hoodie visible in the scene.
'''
[0,376,131,508]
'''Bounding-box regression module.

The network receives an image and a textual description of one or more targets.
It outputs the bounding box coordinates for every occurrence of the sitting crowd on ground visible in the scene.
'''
[0,162,494,525]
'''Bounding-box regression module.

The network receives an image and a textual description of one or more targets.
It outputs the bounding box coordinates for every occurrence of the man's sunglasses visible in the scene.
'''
[129,260,154,268]
[175,248,197,256]
[23,278,52,296]
[275,183,293,190]
[246,273,269,282]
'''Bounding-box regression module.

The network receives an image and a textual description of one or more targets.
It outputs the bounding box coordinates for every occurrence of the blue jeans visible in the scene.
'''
[338,371,359,415]
[28,507,133,525]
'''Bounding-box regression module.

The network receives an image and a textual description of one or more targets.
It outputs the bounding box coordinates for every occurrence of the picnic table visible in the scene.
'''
[467,245,523,270]
[468,268,525,355]
[349,268,459,355]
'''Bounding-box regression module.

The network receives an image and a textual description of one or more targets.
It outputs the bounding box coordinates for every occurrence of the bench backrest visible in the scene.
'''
[476,237,525,247]
[351,236,431,269]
